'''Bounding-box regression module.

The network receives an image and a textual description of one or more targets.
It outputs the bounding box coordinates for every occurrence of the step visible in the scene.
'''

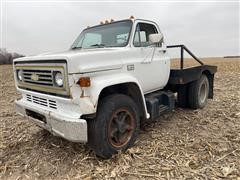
[145,90,175,120]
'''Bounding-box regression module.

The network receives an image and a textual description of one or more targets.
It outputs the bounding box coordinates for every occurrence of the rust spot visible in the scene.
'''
[80,88,90,98]
[80,88,85,98]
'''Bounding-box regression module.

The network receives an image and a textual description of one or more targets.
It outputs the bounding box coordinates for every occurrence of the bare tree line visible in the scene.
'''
[0,48,24,64]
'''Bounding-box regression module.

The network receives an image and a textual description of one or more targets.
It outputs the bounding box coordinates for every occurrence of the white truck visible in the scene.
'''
[14,18,217,158]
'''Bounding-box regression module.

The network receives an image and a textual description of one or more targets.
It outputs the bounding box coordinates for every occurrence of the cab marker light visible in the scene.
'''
[130,15,135,19]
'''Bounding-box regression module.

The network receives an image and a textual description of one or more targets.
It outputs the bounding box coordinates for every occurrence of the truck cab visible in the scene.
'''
[14,17,217,158]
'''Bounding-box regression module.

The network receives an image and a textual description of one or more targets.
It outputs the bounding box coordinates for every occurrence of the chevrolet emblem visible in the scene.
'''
[31,73,39,81]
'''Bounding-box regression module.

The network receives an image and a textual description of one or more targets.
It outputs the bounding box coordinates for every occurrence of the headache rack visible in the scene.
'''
[166,44,217,85]
[167,44,204,69]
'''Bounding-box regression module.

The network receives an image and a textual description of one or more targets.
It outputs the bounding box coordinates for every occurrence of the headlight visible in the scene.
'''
[17,70,23,81]
[54,72,64,87]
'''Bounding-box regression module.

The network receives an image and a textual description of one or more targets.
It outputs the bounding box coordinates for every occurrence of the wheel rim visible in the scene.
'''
[107,108,135,148]
[200,81,208,104]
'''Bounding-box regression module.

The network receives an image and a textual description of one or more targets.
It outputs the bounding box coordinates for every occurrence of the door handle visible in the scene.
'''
[159,49,166,53]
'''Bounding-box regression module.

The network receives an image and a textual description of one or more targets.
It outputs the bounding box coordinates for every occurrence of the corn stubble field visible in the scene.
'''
[0,58,240,179]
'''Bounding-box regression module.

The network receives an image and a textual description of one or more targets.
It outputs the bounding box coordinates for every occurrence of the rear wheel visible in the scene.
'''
[87,94,140,159]
[188,74,209,109]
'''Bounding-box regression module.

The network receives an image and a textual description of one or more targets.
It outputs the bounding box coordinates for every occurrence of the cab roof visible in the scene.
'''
[84,18,158,31]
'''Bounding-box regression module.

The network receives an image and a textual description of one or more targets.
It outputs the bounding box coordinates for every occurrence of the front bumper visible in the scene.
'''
[15,99,88,143]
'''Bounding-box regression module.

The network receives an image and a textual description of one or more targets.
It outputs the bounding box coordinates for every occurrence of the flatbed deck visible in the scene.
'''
[168,65,217,85]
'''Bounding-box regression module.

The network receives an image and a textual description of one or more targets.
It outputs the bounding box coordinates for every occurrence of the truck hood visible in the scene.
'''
[14,48,125,74]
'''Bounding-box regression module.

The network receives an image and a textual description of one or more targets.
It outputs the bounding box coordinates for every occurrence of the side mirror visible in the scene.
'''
[149,33,163,44]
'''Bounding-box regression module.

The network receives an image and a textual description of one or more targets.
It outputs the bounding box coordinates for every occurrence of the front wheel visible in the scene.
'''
[87,94,140,159]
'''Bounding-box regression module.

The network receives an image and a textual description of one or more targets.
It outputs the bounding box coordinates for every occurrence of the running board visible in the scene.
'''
[145,91,175,120]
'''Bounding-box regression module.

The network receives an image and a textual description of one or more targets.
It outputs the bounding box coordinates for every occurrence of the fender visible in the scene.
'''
[83,73,149,119]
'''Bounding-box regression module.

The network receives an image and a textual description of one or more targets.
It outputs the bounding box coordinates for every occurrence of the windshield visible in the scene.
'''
[71,20,132,49]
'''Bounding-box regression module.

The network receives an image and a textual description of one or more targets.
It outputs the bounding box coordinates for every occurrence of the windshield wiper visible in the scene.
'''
[90,44,106,48]
[72,44,105,50]
[72,46,82,50]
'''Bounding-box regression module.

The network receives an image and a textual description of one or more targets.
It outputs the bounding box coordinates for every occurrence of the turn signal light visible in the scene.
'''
[78,77,91,87]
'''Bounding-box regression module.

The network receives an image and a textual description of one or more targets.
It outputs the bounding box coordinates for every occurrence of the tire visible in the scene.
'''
[188,74,209,109]
[177,85,189,108]
[87,94,140,159]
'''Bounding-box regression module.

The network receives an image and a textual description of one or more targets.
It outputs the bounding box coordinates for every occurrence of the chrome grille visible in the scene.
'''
[26,94,57,109]
[22,69,54,86]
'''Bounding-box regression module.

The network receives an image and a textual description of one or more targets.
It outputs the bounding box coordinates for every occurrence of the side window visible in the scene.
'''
[133,23,158,47]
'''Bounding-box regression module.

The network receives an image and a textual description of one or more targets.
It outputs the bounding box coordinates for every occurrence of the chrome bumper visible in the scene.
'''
[15,99,88,143]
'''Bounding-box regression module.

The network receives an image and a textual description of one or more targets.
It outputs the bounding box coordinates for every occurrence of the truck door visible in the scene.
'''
[131,22,170,93]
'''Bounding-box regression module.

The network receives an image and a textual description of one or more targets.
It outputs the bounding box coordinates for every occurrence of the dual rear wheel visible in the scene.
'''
[178,74,210,109]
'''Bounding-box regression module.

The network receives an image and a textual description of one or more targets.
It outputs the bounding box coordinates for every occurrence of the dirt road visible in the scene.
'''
[1,58,240,179]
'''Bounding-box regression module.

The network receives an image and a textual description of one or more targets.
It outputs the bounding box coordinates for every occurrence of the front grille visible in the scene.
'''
[26,94,57,109]
[14,62,69,97]
[22,69,54,86]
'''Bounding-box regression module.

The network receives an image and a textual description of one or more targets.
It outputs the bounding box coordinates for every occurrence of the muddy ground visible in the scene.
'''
[0,58,240,179]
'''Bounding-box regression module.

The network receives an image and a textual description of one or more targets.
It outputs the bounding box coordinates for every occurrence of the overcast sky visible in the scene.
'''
[1,1,239,58]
